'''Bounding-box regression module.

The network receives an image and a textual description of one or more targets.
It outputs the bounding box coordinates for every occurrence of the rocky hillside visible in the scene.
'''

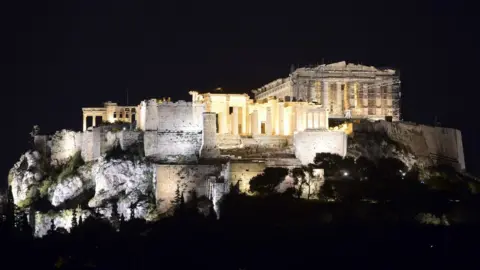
[8,132,156,237]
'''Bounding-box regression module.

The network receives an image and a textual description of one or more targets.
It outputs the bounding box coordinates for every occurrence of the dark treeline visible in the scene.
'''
[2,154,480,269]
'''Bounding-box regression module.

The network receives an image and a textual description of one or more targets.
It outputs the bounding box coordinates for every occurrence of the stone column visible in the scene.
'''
[242,104,247,134]
[386,84,393,108]
[278,103,284,135]
[251,110,259,136]
[232,107,239,135]
[92,115,96,127]
[200,112,220,158]
[83,114,87,131]
[305,112,310,129]
[336,82,342,115]
[290,107,296,135]
[322,81,329,111]
[224,95,230,134]
[266,107,273,135]
[295,106,303,132]
[319,110,326,129]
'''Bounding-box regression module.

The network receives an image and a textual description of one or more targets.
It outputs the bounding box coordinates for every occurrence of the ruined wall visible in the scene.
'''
[353,120,466,170]
[49,130,83,166]
[144,131,202,163]
[142,101,205,162]
[157,101,203,132]
[119,130,142,150]
[200,112,220,158]
[81,128,101,162]
[155,163,228,213]
[294,130,347,165]
[229,161,266,192]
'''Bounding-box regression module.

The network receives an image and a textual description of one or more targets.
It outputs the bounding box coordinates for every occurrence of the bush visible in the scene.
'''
[39,178,53,198]
[57,151,84,181]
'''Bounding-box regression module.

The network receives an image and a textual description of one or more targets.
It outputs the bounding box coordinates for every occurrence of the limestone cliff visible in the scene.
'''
[350,120,465,170]
[8,129,156,237]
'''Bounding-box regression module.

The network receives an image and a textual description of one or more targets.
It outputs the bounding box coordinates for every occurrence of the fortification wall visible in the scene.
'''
[44,128,142,165]
[157,101,204,132]
[353,121,466,170]
[81,128,101,162]
[229,161,266,193]
[155,163,229,213]
[144,131,202,163]
[294,130,347,165]
[140,100,204,132]
[49,130,83,166]
[119,130,141,150]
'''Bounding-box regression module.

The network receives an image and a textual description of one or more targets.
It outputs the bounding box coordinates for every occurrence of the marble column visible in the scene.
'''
[83,115,87,131]
[305,112,310,129]
[336,82,343,115]
[295,106,303,132]
[251,110,259,136]
[92,115,96,127]
[232,107,239,135]
[319,110,326,129]
[278,103,284,135]
[241,104,247,134]
[266,107,272,135]
[322,81,329,111]
[223,95,230,134]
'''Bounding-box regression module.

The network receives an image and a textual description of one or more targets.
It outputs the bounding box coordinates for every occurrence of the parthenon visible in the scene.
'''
[252,61,401,121]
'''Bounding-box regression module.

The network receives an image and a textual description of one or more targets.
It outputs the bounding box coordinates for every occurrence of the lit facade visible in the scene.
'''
[189,91,329,136]
[82,101,138,131]
[252,61,401,121]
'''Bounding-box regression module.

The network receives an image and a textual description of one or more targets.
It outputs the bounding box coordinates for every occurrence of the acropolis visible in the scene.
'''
[9,61,466,236]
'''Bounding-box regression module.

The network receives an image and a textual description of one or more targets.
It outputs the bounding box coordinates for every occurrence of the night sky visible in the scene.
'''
[3,0,478,186]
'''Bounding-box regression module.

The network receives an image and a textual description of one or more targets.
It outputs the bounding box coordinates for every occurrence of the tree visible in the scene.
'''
[78,214,83,227]
[48,219,56,235]
[249,167,289,196]
[111,200,120,229]
[129,203,135,220]
[20,211,32,236]
[354,156,376,180]
[318,181,336,201]
[313,153,343,177]
[5,186,15,230]
[71,208,78,228]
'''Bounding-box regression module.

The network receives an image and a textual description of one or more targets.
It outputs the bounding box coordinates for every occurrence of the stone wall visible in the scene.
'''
[42,128,142,166]
[144,131,202,163]
[119,130,142,150]
[49,130,83,166]
[353,120,466,170]
[200,112,220,158]
[155,163,229,213]
[140,100,204,132]
[157,101,204,132]
[294,130,347,165]
[81,128,101,162]
[229,161,266,193]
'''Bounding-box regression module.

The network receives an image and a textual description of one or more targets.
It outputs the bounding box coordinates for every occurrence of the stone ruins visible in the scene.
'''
[58,61,463,216]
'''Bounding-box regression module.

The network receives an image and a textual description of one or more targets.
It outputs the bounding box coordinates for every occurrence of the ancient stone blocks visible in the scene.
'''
[294,130,347,165]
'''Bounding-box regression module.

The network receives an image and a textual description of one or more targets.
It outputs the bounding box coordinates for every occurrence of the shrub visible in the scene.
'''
[39,178,53,198]
[57,151,84,181]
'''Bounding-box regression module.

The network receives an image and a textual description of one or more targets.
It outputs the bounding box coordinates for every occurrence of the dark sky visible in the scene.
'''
[3,0,478,185]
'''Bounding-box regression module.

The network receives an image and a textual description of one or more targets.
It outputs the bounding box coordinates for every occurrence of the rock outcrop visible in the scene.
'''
[9,151,44,207]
